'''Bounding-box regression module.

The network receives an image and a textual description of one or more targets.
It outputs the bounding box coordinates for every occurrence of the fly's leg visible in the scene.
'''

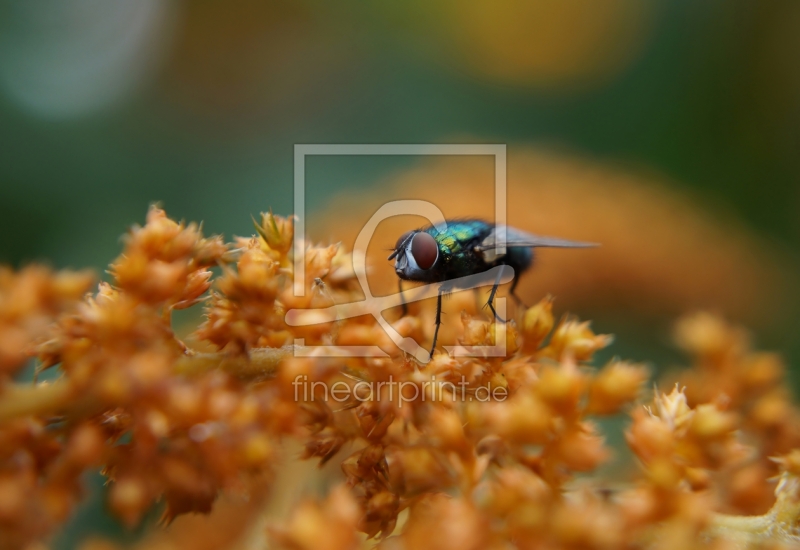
[472,288,482,313]
[484,266,508,323]
[398,279,408,317]
[429,290,443,358]
[509,276,528,309]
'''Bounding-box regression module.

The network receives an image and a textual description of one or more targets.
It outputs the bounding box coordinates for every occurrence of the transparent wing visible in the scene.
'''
[478,226,597,261]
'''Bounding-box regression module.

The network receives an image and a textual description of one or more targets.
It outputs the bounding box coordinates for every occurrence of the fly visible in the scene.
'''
[388,219,597,358]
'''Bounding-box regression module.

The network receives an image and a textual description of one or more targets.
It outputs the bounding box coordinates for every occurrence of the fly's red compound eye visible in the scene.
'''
[410,232,438,270]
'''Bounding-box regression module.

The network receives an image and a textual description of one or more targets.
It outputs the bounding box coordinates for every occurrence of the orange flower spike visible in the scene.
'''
[626,408,676,464]
[253,211,295,258]
[171,270,213,310]
[386,447,453,495]
[239,433,273,468]
[473,392,552,445]
[326,248,358,287]
[673,312,748,366]
[401,494,489,550]
[108,477,152,528]
[460,312,491,346]
[425,407,471,459]
[652,385,696,433]
[192,233,228,268]
[269,484,361,550]
[553,422,611,472]
[488,319,520,356]
[586,360,649,415]
[739,352,785,394]
[536,358,586,416]
[645,457,684,491]
[521,294,554,353]
[304,243,339,281]
[0,266,94,375]
[111,206,225,305]
[49,269,96,305]
[774,450,800,477]
[229,246,281,299]
[487,466,551,518]
[65,423,106,468]
[545,317,613,362]
[687,404,737,442]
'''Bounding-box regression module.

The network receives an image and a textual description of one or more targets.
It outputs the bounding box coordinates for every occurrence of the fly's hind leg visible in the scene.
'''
[509,276,528,309]
[484,265,509,323]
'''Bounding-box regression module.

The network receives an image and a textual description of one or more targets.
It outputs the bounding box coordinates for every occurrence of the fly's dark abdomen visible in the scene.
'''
[502,246,533,274]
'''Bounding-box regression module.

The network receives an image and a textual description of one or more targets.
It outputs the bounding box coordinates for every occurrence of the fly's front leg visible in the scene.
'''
[398,279,408,317]
[429,290,444,358]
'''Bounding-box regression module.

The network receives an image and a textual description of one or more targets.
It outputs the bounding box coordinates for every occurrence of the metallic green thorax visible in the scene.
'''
[423,220,533,283]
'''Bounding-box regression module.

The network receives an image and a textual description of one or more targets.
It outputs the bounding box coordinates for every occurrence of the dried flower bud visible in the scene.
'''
[626,408,675,463]
[553,422,610,472]
[536,359,585,415]
[254,211,295,257]
[545,318,613,361]
[476,392,552,445]
[425,407,469,457]
[739,352,784,394]
[652,385,695,433]
[270,484,360,550]
[109,477,151,527]
[586,360,649,415]
[66,423,105,467]
[673,312,747,362]
[688,404,736,441]
[521,294,554,352]
[401,494,488,550]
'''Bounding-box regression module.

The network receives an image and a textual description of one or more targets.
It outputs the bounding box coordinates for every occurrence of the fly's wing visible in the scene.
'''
[478,225,598,262]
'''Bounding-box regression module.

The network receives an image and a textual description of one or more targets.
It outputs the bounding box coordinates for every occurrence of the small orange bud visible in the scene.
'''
[537,361,585,414]
[586,361,649,415]
[521,295,554,352]
[483,393,552,445]
[646,457,683,489]
[67,423,105,466]
[254,211,295,256]
[688,404,736,441]
[426,408,469,455]
[626,409,675,463]
[545,318,613,361]
[109,478,150,527]
[0,476,26,522]
[241,433,273,467]
[555,423,610,471]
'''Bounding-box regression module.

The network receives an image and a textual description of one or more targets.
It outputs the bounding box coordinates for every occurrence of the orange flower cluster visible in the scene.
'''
[0,265,93,377]
[666,313,800,515]
[0,206,799,549]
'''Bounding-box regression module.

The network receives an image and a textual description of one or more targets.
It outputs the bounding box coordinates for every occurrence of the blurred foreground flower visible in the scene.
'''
[0,206,798,549]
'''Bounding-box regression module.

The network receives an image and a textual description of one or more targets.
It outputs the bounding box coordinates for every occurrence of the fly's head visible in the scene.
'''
[388,230,440,282]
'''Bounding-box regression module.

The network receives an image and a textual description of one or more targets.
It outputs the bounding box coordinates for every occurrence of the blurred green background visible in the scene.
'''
[2,1,798,269]
[1,0,799,546]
